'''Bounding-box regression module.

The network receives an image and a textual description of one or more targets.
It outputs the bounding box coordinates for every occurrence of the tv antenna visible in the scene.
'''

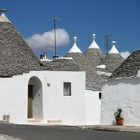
[103,35,111,54]
[51,17,61,59]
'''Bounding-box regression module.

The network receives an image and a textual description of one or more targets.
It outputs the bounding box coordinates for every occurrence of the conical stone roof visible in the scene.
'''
[100,41,124,73]
[88,34,100,49]
[65,36,85,70]
[66,51,102,90]
[110,50,140,79]
[0,13,11,23]
[100,54,124,73]
[0,13,42,77]
[68,36,82,53]
[65,34,104,90]
[66,35,125,90]
[85,34,104,66]
[108,41,119,54]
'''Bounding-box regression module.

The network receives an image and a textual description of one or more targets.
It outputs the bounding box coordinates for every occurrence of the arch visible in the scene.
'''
[28,76,43,120]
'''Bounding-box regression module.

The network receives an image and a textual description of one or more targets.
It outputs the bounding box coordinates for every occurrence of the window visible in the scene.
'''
[99,92,102,99]
[63,82,71,96]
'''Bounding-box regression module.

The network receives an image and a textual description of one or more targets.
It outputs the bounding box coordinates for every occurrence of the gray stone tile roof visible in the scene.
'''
[42,58,80,71]
[0,21,82,77]
[0,22,42,77]
[84,48,104,66]
[65,50,105,90]
[110,50,139,79]
[65,48,124,90]
[100,53,124,73]
[65,53,86,69]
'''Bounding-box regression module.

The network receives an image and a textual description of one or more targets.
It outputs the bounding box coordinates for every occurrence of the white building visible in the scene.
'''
[0,11,124,125]
[0,12,86,125]
[101,50,140,125]
[65,35,124,124]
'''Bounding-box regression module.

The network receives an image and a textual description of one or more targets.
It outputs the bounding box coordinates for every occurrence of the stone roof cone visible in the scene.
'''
[0,13,11,23]
[65,36,85,70]
[109,41,119,54]
[68,36,82,53]
[88,34,100,49]
[0,10,42,77]
[85,34,104,66]
[100,41,124,73]
[110,50,140,79]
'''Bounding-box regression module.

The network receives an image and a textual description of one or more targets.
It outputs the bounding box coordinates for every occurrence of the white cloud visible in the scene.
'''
[120,51,131,59]
[26,28,70,51]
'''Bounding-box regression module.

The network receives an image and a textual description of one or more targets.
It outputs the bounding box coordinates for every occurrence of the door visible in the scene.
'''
[28,85,33,118]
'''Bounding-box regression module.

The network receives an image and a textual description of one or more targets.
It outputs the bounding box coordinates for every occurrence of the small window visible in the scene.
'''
[99,92,102,99]
[63,82,71,96]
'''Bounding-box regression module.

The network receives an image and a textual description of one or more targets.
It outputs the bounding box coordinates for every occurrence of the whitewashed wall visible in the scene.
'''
[0,71,45,124]
[44,71,86,125]
[101,78,140,125]
[0,70,86,125]
[0,76,27,124]
[85,90,101,124]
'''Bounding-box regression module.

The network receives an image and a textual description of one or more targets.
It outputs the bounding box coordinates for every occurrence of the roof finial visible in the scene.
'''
[74,36,77,43]
[88,33,100,49]
[92,34,96,40]
[112,40,116,45]
[109,40,119,54]
[68,36,82,53]
[0,9,6,15]
[0,9,11,23]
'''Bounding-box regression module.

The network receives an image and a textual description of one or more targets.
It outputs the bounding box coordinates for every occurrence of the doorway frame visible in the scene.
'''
[27,76,43,121]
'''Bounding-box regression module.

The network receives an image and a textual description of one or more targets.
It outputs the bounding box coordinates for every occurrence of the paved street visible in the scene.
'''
[0,124,140,140]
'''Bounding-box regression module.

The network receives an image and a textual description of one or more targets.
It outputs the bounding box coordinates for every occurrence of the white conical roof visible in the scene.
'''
[68,36,82,53]
[88,34,100,49]
[0,13,11,23]
[109,41,119,54]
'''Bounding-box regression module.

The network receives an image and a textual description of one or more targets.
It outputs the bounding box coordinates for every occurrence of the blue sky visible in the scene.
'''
[1,0,140,58]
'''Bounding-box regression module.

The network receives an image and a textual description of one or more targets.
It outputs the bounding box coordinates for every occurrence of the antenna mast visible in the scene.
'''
[104,35,111,55]
[51,17,61,59]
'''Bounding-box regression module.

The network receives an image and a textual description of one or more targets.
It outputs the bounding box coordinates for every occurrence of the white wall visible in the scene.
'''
[85,90,101,125]
[0,71,45,124]
[0,70,86,125]
[0,76,27,123]
[101,78,140,125]
[43,71,86,125]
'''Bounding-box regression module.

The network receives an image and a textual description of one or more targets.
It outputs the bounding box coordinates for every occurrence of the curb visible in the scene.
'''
[79,125,140,133]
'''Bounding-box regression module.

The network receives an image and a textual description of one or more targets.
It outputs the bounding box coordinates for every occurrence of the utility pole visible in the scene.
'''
[51,17,61,59]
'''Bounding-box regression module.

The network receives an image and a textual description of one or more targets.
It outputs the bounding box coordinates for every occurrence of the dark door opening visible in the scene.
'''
[28,85,33,118]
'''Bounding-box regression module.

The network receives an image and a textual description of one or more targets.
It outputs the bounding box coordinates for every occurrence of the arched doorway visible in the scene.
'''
[28,76,43,120]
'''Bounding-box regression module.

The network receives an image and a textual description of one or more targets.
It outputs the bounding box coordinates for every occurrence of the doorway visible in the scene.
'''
[28,76,43,120]
[28,85,33,118]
